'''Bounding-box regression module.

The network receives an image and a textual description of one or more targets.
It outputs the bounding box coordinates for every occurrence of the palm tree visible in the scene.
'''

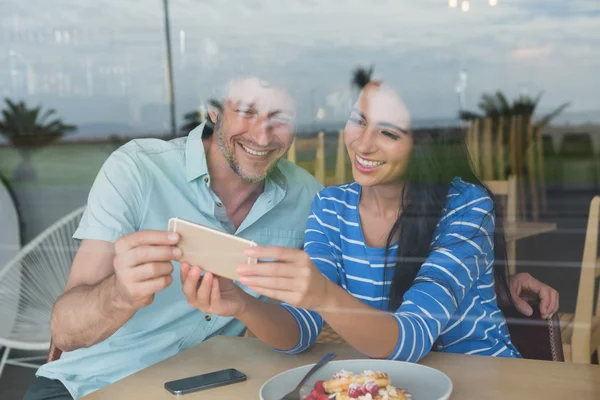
[460,91,570,187]
[351,65,375,91]
[460,91,569,158]
[460,90,570,132]
[0,99,76,181]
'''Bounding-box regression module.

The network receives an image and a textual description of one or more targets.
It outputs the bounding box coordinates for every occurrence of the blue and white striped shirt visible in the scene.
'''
[280,178,521,361]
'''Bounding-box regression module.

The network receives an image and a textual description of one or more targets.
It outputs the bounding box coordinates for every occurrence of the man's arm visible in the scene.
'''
[51,231,180,352]
[506,272,560,319]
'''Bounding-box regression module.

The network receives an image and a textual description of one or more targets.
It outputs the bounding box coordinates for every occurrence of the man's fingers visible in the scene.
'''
[539,288,551,317]
[212,277,221,303]
[132,275,173,298]
[115,230,179,253]
[551,291,560,314]
[244,246,304,263]
[116,245,181,270]
[180,263,190,282]
[513,296,533,317]
[182,266,202,303]
[540,289,559,319]
[129,262,174,282]
[196,271,214,310]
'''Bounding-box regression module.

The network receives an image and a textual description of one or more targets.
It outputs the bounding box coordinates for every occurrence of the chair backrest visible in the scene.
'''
[332,130,348,186]
[0,177,20,264]
[288,132,325,184]
[571,196,600,363]
[485,175,518,223]
[0,178,21,342]
[0,206,85,350]
[501,299,564,361]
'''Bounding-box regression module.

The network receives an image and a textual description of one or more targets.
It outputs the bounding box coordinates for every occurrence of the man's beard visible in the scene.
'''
[215,118,280,183]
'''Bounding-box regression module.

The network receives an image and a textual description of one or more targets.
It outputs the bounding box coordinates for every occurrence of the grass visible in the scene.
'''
[0,143,118,187]
[0,137,597,188]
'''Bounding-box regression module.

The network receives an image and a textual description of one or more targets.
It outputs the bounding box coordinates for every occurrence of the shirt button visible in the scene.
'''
[205,315,212,321]
[216,202,223,207]
[204,177,209,183]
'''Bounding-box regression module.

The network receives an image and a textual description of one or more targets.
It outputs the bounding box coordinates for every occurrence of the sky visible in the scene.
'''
[1,0,599,134]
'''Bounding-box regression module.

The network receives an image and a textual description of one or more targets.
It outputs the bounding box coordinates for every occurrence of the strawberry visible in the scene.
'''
[305,389,320,399]
[317,394,330,400]
[314,380,325,394]
[348,383,364,398]
[363,381,379,396]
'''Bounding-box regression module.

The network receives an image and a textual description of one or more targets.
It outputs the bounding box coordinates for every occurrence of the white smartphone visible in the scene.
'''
[168,217,257,281]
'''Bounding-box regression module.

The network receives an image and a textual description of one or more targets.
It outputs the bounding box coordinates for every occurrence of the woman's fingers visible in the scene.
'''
[237,262,301,278]
[238,275,296,292]
[244,246,305,263]
[247,286,293,304]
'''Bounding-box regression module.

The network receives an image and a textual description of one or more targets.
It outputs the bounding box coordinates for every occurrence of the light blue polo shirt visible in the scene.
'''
[36,124,323,399]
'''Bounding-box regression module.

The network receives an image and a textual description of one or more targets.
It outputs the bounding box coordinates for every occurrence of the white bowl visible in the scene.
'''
[260,359,452,400]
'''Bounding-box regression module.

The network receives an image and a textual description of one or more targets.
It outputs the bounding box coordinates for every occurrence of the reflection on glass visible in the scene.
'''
[461,0,470,12]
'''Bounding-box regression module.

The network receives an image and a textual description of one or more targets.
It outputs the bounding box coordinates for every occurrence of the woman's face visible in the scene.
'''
[344,83,413,187]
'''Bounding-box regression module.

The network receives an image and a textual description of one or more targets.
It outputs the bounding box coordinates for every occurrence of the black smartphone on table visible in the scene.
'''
[164,368,247,395]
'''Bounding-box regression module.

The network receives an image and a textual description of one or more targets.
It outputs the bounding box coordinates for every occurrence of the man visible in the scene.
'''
[26,76,558,400]
[26,76,320,399]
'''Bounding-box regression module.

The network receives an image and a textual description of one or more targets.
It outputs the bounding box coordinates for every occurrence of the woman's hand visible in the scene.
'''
[236,246,332,310]
[180,263,249,317]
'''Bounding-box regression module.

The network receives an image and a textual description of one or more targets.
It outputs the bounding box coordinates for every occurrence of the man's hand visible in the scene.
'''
[112,230,181,310]
[181,264,249,317]
[509,272,559,319]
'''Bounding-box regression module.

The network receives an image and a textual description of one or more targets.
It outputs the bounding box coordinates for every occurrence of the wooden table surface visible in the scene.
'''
[84,336,600,400]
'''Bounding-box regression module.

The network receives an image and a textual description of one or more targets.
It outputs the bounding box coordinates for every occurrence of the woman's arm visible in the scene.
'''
[239,188,495,361]
[238,193,339,353]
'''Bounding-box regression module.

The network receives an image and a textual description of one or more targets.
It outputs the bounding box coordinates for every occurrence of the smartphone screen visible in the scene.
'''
[164,368,247,395]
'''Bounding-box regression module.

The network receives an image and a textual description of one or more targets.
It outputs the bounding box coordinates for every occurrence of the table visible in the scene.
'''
[84,336,600,400]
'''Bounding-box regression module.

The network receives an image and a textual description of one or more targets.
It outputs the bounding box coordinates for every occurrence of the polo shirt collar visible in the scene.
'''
[185,123,209,182]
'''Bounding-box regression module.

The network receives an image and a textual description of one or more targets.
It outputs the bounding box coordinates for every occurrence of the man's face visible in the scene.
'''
[210,78,296,182]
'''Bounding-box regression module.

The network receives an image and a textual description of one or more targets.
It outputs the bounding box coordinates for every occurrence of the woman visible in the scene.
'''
[181,79,558,361]
[235,79,522,361]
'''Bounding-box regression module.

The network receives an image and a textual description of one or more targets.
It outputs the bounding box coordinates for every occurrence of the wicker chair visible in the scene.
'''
[316,323,345,344]
[0,207,84,377]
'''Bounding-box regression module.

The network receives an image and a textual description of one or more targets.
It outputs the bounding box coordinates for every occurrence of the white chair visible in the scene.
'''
[0,178,21,372]
[0,206,85,377]
[0,177,20,268]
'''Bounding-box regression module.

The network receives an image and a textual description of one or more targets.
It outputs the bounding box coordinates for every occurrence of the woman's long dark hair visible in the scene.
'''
[383,125,513,311]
